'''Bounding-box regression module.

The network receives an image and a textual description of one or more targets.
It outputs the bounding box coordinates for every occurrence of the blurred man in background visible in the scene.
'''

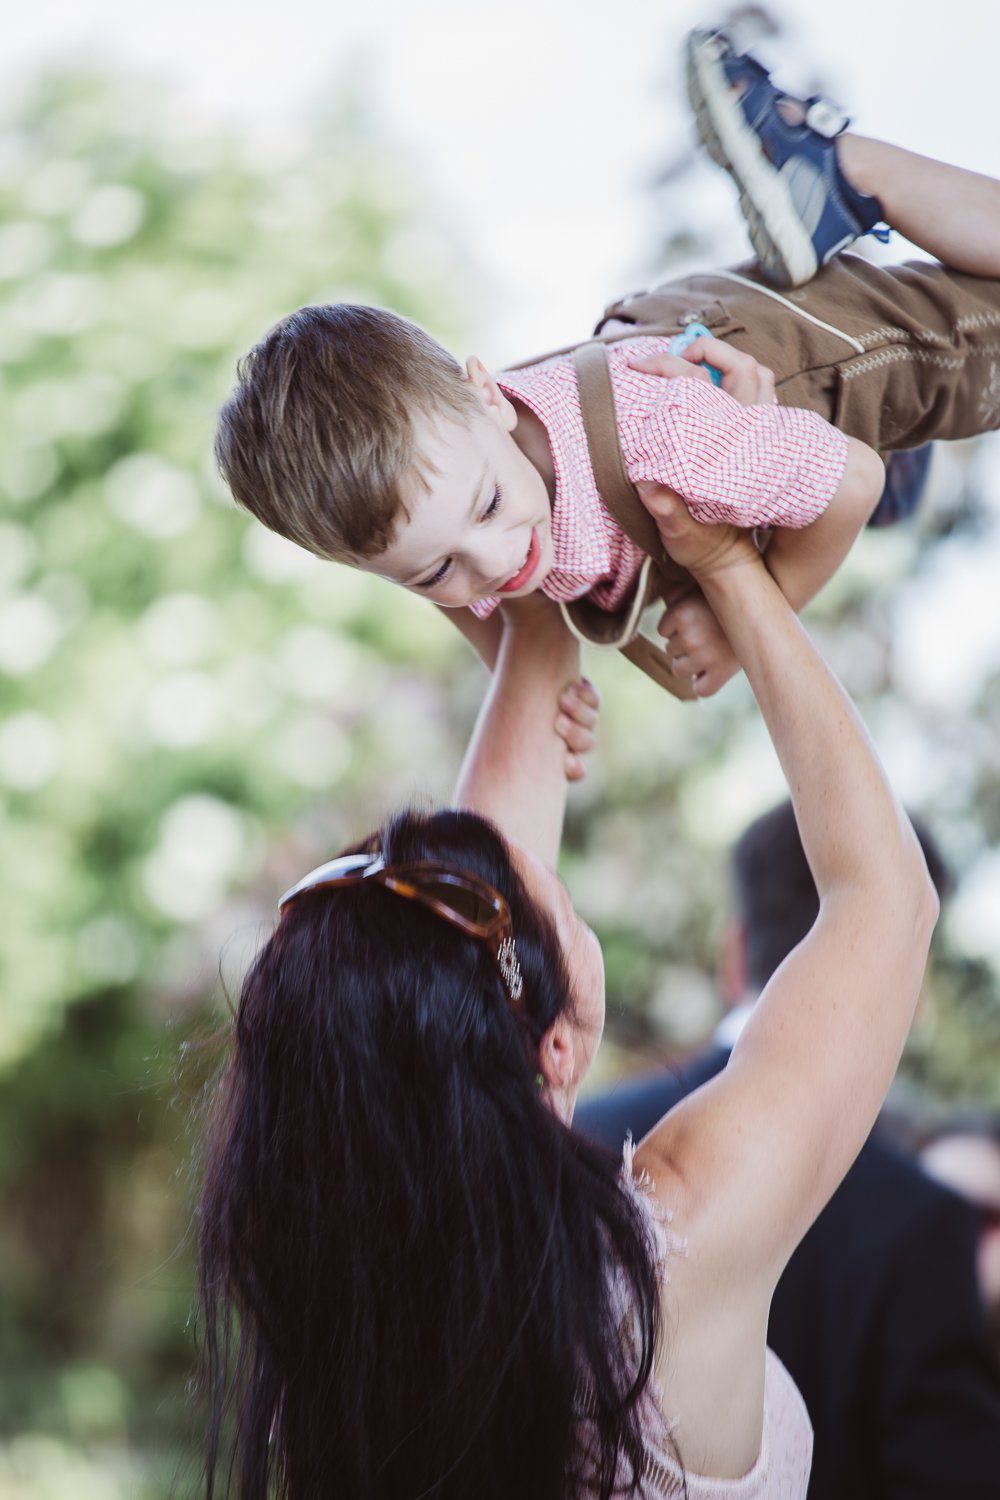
[577,800,1000,1499]
[921,1120,1000,1366]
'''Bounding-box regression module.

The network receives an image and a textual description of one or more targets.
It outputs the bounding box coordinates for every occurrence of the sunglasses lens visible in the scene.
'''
[412,876,498,928]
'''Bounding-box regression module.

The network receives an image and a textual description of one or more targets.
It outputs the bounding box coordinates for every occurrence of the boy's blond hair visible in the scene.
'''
[216,304,481,560]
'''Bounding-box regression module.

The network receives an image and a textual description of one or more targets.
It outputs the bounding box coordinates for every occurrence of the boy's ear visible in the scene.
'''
[466,356,518,432]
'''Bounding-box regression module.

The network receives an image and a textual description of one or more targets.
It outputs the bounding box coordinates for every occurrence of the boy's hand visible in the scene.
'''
[658,585,740,697]
[628,339,776,407]
[555,678,601,781]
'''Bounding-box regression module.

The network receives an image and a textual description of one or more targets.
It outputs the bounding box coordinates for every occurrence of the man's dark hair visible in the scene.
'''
[732,800,951,990]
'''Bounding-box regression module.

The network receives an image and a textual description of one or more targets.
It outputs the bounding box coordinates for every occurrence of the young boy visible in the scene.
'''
[216,29,1000,702]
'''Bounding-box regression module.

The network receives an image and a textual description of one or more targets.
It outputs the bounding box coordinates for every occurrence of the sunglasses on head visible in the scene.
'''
[279,853,524,1006]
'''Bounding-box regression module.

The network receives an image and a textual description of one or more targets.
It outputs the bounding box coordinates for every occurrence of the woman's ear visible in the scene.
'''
[466,356,518,432]
[539,1014,576,1092]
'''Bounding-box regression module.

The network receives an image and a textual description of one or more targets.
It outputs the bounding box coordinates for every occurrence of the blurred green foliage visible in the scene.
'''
[0,64,483,1495]
[2,57,1000,1500]
[0,67,477,1067]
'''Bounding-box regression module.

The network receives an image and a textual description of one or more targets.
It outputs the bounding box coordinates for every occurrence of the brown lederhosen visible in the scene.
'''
[509,254,1000,698]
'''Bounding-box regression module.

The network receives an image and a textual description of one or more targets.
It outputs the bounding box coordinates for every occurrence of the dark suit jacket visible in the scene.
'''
[576,1049,1000,1498]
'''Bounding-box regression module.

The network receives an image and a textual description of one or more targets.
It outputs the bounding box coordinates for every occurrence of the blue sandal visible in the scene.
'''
[686,29,887,288]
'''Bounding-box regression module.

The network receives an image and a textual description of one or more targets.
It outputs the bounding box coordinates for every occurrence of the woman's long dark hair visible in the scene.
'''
[197,808,659,1499]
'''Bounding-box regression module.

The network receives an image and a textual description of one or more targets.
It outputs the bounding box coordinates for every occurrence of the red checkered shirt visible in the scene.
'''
[469,335,849,619]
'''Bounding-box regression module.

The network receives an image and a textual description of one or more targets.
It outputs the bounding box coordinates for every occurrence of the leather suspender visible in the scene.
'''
[568,342,696,701]
[570,341,665,560]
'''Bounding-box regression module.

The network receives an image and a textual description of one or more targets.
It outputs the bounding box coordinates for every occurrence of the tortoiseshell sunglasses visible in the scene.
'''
[279,853,523,1006]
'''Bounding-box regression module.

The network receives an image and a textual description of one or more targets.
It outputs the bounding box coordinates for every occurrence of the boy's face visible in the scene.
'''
[355,364,555,610]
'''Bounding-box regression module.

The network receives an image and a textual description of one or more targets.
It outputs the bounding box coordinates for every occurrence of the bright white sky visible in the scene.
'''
[4,0,999,363]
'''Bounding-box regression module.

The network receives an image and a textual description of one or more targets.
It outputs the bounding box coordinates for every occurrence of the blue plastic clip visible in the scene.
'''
[668,321,722,385]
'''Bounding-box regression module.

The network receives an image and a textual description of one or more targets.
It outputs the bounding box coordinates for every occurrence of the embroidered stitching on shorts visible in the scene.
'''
[854,312,1000,352]
[981,362,1000,428]
[841,341,1000,380]
[710,269,866,354]
[856,325,909,348]
[957,311,1000,335]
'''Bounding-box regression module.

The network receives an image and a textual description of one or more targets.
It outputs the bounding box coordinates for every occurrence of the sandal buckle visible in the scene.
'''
[805,97,850,139]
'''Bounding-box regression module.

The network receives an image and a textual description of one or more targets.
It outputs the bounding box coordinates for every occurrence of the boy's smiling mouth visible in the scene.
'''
[496,527,542,594]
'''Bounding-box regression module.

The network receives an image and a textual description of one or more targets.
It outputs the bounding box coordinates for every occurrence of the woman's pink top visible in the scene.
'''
[634,1349,813,1500]
[582,1144,814,1498]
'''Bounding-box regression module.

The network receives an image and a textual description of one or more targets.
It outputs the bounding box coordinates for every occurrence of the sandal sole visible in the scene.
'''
[686,32,818,289]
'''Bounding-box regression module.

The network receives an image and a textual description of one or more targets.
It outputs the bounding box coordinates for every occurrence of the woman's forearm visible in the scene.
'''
[635,493,938,1283]
[699,556,927,911]
[687,554,938,1210]
[453,603,580,868]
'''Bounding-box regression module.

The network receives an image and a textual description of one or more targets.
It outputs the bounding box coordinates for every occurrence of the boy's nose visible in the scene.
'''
[469,535,519,592]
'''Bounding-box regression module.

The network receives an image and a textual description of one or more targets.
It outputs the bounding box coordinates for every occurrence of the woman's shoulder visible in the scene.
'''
[619,1145,813,1500]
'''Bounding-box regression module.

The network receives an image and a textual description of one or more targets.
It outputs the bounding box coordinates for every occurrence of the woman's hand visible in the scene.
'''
[637,481,759,580]
[628,338,776,407]
[554,678,600,780]
[637,487,759,696]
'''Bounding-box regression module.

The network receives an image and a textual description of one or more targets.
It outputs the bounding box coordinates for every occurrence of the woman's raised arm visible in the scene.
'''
[453,596,584,870]
[633,490,939,1477]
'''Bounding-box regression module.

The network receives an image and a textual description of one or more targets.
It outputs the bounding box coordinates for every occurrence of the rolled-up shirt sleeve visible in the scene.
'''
[621,374,850,529]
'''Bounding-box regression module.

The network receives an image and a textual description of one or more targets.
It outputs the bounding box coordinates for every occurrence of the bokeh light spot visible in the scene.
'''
[70,184,145,247]
[0,711,59,789]
[0,595,61,676]
[105,454,200,538]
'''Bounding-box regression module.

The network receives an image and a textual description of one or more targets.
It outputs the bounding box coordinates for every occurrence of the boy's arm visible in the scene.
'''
[435,603,505,672]
[646,437,884,696]
[762,436,885,609]
[453,597,581,868]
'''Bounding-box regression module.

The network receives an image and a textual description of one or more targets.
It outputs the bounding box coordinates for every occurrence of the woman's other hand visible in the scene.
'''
[554,678,601,780]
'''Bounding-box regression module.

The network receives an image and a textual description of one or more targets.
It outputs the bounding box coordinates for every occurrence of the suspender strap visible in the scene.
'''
[569,341,696,701]
[620,632,695,697]
[570,342,694,596]
[570,342,664,560]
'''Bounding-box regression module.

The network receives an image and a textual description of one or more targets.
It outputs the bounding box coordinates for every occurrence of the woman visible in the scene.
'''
[196,490,938,1498]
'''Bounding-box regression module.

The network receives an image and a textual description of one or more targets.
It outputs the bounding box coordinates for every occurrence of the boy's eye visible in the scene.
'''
[482,485,503,520]
[418,558,452,589]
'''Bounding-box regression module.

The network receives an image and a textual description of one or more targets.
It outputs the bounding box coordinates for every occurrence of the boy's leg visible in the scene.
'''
[839,136,1000,280]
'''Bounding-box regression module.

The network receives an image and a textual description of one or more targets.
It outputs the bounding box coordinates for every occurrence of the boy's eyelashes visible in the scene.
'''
[414,486,504,591]
[418,557,453,590]
[481,484,503,521]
